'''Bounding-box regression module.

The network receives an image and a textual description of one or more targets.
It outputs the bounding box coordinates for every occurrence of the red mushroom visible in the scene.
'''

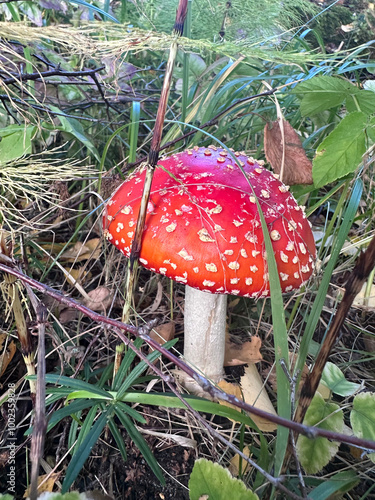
[104,146,316,384]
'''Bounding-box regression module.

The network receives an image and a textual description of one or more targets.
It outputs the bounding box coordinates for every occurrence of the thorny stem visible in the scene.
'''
[122,0,188,324]
[1,259,375,453]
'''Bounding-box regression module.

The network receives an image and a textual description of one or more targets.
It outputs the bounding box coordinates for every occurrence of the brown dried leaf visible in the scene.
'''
[217,379,243,417]
[149,321,175,345]
[0,333,16,377]
[264,119,313,185]
[83,286,113,312]
[60,238,101,262]
[224,335,262,366]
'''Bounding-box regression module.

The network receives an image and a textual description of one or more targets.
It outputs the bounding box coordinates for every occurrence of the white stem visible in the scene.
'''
[183,285,227,383]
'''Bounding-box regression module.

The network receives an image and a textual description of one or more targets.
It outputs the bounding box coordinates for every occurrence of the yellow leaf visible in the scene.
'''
[228,445,252,477]
[0,333,16,377]
[23,472,60,497]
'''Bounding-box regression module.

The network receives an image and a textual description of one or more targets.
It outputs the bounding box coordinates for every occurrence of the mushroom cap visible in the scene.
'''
[104,146,316,298]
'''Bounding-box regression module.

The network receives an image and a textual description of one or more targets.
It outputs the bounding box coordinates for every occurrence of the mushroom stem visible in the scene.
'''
[183,285,227,383]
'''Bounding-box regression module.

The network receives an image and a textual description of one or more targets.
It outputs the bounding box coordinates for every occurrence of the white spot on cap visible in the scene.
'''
[121,206,132,214]
[163,259,177,270]
[175,276,188,283]
[175,209,183,215]
[252,250,260,258]
[233,220,243,227]
[280,251,288,263]
[214,224,224,232]
[105,231,113,241]
[261,190,270,199]
[159,189,168,196]
[245,277,253,285]
[206,205,222,215]
[240,249,248,258]
[255,167,263,174]
[299,243,307,254]
[270,230,281,241]
[230,278,240,284]
[286,241,295,251]
[288,221,297,231]
[224,249,234,255]
[285,285,293,292]
[301,264,310,273]
[250,265,258,273]
[294,272,300,279]
[280,272,289,281]
[178,248,194,261]
[115,240,119,245]
[198,228,215,242]
[230,236,238,243]
[232,290,240,295]
[203,280,215,287]
[193,267,199,273]
[229,261,240,270]
[217,157,226,163]
[292,256,299,264]
[128,221,135,227]
[249,196,256,203]
[166,222,177,233]
[127,232,134,238]
[139,258,148,265]
[206,263,218,272]
[107,215,113,222]
[245,232,257,243]
[159,268,167,275]
[279,185,289,193]
[204,149,212,156]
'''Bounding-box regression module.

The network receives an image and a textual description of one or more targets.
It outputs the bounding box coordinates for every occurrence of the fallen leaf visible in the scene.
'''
[149,322,175,346]
[0,333,16,377]
[264,119,313,185]
[64,266,91,286]
[218,379,243,415]
[23,472,60,497]
[60,238,101,262]
[83,286,114,312]
[224,335,262,366]
[228,445,252,477]
[240,364,277,431]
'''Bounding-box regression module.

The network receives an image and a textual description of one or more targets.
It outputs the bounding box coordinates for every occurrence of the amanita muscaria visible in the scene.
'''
[104,146,316,384]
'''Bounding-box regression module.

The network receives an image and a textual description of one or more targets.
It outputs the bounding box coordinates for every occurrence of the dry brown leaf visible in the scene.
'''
[264,119,313,185]
[218,379,243,413]
[23,472,60,497]
[240,364,277,431]
[228,445,252,477]
[0,333,16,377]
[83,286,114,312]
[60,238,101,262]
[149,321,176,346]
[224,335,262,366]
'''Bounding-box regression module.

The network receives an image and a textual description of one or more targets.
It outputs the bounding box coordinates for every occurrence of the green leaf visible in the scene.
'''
[66,390,112,402]
[292,76,356,116]
[44,374,111,398]
[188,459,258,500]
[107,417,127,461]
[115,406,165,485]
[66,0,119,23]
[321,362,362,397]
[313,112,367,188]
[50,106,100,161]
[345,90,375,115]
[62,408,109,493]
[47,399,98,432]
[297,393,343,473]
[350,392,375,462]
[309,471,359,500]
[0,125,34,164]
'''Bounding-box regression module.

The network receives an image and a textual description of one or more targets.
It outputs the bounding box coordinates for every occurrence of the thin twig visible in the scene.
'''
[1,259,375,452]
